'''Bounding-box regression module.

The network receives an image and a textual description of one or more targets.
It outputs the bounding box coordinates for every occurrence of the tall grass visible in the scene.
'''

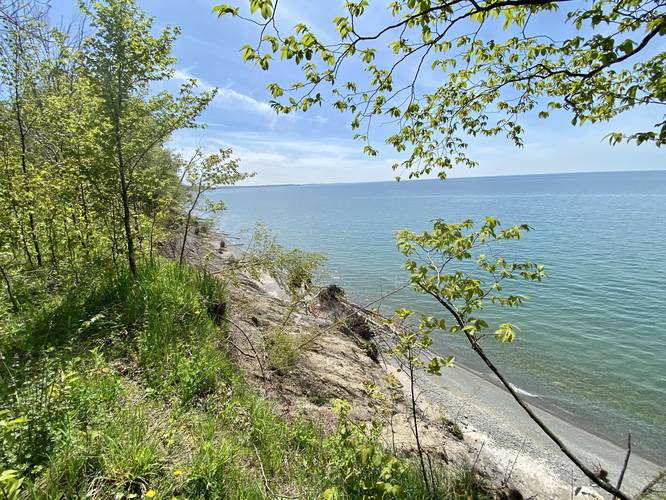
[0,259,490,499]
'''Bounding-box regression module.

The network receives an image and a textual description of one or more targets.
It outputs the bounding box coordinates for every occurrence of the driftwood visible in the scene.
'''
[636,467,666,499]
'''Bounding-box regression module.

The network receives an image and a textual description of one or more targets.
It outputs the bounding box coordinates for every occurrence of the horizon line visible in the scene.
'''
[220,167,666,190]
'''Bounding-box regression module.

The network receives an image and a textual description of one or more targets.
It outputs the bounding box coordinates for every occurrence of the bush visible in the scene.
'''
[323,399,408,499]
[248,222,327,298]
[323,399,490,499]
[265,327,302,374]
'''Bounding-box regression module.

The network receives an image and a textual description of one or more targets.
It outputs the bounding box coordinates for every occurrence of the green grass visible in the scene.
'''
[0,258,491,499]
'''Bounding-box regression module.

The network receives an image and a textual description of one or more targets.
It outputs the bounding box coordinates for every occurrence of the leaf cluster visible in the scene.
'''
[394,217,545,349]
[216,0,665,179]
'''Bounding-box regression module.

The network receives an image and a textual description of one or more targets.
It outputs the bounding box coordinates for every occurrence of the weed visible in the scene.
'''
[265,327,301,374]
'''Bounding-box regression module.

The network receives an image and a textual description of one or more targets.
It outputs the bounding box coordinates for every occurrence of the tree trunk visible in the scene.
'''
[0,263,19,313]
[48,223,59,271]
[179,187,201,267]
[408,351,430,495]
[14,70,42,267]
[10,202,34,268]
[113,103,137,278]
[79,182,90,245]
[419,284,631,500]
[118,155,137,277]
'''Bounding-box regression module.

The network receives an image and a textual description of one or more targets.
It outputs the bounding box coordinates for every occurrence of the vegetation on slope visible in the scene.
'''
[0,258,489,499]
[0,1,488,497]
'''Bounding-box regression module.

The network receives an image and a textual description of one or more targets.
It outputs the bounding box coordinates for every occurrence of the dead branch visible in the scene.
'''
[222,317,266,380]
[612,433,631,500]
[636,467,666,499]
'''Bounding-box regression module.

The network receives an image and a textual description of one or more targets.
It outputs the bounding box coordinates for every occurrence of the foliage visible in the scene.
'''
[0,469,23,500]
[0,258,490,499]
[323,399,406,499]
[81,0,215,276]
[395,217,545,342]
[179,148,254,266]
[247,221,327,299]
[264,326,302,374]
[0,0,215,303]
[390,218,629,498]
[216,0,664,179]
[323,399,489,499]
[360,217,543,494]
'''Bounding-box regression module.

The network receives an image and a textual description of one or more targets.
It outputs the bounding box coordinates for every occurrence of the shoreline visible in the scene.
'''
[215,230,662,498]
[218,169,666,190]
[414,361,661,497]
[422,346,663,466]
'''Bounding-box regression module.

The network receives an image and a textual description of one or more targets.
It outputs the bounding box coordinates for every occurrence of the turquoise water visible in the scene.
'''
[211,171,666,461]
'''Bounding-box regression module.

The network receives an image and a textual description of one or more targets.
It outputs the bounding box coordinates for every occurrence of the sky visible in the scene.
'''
[49,0,665,185]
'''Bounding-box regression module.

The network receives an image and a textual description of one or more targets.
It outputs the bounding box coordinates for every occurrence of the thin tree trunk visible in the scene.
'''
[613,433,631,500]
[14,70,42,266]
[113,108,137,278]
[149,207,157,261]
[10,202,34,268]
[79,182,90,248]
[132,201,143,253]
[0,263,19,313]
[408,348,430,495]
[48,223,58,271]
[62,211,76,268]
[419,284,631,500]
[179,186,201,267]
[119,166,136,276]
[109,205,120,272]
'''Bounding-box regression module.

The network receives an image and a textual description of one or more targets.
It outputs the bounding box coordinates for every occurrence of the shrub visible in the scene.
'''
[265,327,301,374]
[323,399,406,499]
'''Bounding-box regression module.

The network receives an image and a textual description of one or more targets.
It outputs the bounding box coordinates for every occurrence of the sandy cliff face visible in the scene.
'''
[219,269,571,499]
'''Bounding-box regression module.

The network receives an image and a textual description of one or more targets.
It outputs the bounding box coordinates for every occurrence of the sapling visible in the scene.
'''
[178,148,254,267]
[393,217,633,499]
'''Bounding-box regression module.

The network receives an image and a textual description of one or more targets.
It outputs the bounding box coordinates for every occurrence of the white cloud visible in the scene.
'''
[172,69,275,117]
[169,130,400,185]
[172,69,215,91]
[216,87,274,114]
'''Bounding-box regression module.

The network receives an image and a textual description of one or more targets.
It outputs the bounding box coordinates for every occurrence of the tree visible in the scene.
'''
[215,0,664,179]
[0,2,46,267]
[178,148,254,267]
[81,0,215,277]
[0,0,213,312]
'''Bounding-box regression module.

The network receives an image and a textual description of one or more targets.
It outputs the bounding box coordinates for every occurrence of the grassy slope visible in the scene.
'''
[0,259,488,499]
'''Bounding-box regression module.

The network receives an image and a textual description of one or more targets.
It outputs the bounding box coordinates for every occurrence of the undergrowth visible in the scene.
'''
[0,259,490,499]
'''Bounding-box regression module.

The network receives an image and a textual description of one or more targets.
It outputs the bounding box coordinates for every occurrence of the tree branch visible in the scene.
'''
[416,281,631,500]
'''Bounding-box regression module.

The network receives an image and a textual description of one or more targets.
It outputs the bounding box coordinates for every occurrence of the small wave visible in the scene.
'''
[510,384,541,399]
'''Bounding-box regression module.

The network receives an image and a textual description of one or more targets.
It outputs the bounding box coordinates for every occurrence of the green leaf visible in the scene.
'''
[212,4,239,17]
